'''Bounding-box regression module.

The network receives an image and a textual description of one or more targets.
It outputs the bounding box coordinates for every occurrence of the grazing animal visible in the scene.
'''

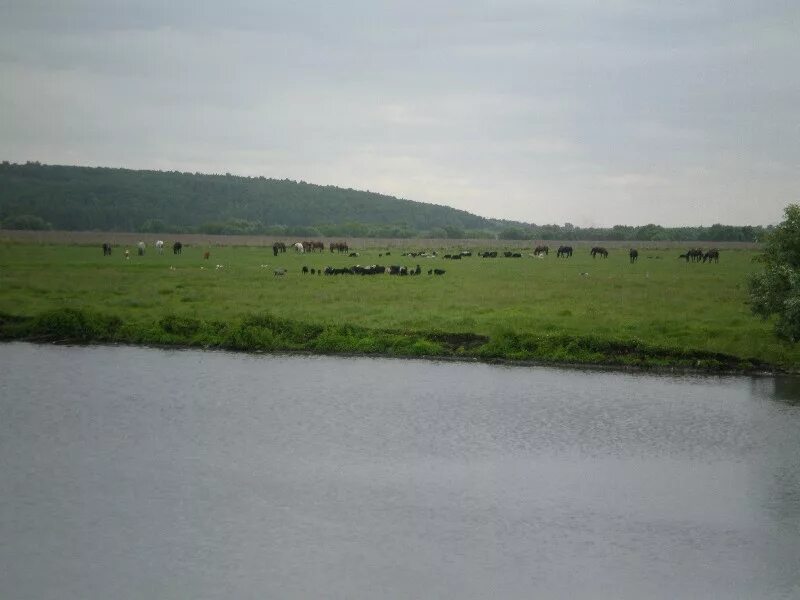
[557,246,573,258]
[203,251,210,260]
[102,242,112,256]
[311,268,316,274]
[480,251,498,258]
[302,266,309,274]
[591,247,608,259]
[427,269,433,275]
[155,240,164,255]
[629,248,639,263]
[349,252,359,257]
[293,242,305,253]
[703,249,720,263]
[272,243,280,257]
[330,242,349,253]
[274,268,286,277]
[137,241,145,256]
[683,248,704,262]
[433,268,446,275]
[173,241,182,255]
[534,245,549,256]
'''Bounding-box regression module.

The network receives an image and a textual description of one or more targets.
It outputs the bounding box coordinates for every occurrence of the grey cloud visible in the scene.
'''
[1,0,798,226]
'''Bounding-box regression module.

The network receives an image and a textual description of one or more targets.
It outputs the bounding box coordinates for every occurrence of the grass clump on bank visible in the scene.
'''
[0,307,771,372]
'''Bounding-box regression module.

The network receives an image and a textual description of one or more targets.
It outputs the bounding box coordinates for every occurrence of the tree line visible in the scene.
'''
[0,161,768,241]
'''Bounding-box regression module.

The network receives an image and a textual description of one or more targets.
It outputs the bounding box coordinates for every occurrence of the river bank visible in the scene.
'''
[0,307,778,374]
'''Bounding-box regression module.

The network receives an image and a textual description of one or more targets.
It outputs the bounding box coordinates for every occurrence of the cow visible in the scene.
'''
[591,247,608,259]
[173,241,182,255]
[629,249,639,263]
[433,268,446,275]
[102,243,112,256]
[155,240,164,255]
[293,242,305,253]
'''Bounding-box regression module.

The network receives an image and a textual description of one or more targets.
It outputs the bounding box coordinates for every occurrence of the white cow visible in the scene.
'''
[293,242,304,253]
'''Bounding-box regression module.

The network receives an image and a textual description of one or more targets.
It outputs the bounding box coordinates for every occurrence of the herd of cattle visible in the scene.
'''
[101,241,722,273]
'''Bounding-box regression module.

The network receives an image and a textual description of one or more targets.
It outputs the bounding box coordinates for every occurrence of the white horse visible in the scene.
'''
[293,242,304,253]
[155,240,164,255]
[137,241,146,256]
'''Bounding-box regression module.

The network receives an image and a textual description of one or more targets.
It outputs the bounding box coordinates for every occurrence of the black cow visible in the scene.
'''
[629,249,638,263]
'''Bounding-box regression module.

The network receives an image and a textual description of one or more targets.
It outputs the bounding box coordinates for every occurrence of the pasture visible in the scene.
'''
[1,240,797,370]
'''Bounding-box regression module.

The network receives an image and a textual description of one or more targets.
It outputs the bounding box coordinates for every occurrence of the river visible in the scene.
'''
[1,342,799,599]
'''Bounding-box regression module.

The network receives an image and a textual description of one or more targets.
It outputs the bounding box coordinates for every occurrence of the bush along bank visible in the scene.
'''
[0,308,775,373]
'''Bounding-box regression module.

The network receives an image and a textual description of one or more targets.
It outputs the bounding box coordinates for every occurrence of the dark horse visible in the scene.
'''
[534,245,549,256]
[557,245,573,258]
[591,246,608,259]
[102,242,112,256]
[173,241,182,255]
[703,249,720,263]
[330,241,349,253]
[682,248,703,262]
[629,248,638,263]
[272,242,287,256]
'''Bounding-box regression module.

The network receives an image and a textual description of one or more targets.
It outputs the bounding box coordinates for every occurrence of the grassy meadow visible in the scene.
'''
[1,240,797,371]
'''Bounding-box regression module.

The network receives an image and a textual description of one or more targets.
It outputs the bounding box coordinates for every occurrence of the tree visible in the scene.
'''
[2,214,52,230]
[748,204,800,341]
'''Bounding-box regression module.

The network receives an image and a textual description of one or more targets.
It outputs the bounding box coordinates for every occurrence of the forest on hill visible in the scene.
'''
[0,162,768,242]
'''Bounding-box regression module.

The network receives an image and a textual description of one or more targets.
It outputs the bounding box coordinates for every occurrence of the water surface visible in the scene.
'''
[1,342,799,599]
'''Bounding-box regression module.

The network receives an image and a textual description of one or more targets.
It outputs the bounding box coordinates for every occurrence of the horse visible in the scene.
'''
[591,247,608,259]
[293,242,305,253]
[703,249,720,263]
[137,241,145,256]
[534,245,549,256]
[330,241,349,253]
[629,248,638,263]
[102,242,112,256]
[557,245,573,258]
[682,248,703,262]
[203,251,210,260]
[155,240,164,255]
[173,241,182,255]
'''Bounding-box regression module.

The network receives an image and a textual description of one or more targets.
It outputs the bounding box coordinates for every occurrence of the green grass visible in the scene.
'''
[0,242,796,371]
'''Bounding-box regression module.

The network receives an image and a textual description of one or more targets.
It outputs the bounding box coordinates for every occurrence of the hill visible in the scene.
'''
[0,162,504,237]
[0,161,769,242]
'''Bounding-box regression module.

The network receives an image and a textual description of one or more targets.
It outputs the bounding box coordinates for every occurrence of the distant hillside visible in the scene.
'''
[0,162,504,237]
[0,161,768,242]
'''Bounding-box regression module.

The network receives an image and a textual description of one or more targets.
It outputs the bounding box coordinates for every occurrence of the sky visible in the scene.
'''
[1,1,798,227]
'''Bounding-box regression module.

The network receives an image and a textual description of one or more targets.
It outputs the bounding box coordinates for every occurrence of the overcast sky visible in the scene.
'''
[1,1,798,226]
